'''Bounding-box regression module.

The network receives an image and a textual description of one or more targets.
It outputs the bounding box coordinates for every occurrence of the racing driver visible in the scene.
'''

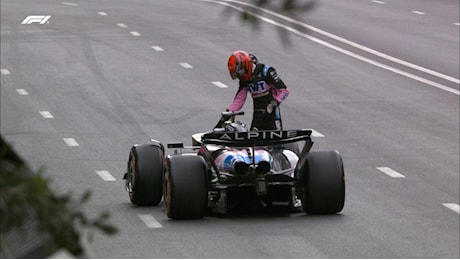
[225,50,289,130]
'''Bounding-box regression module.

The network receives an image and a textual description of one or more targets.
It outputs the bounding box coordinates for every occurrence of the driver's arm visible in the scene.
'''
[265,67,289,105]
[228,85,248,112]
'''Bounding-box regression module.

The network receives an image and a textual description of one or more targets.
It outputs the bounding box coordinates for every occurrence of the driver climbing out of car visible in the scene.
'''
[223,50,289,131]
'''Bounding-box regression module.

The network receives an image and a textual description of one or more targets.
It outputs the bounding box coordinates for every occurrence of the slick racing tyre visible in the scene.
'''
[301,150,345,214]
[126,143,164,206]
[164,155,208,219]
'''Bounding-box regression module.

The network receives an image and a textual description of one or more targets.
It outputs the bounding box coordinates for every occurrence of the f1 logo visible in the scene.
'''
[21,15,51,24]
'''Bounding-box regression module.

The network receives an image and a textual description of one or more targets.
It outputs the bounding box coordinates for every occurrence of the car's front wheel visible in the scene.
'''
[126,143,164,206]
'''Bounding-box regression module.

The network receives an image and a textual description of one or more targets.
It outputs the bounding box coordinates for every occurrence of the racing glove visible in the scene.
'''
[266,100,279,114]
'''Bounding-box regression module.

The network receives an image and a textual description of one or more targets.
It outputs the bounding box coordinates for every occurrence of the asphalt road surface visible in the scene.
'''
[1,0,459,258]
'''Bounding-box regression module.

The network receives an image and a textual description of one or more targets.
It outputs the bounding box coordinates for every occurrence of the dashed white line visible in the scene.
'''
[130,31,141,36]
[371,0,385,4]
[151,46,164,51]
[179,62,193,69]
[98,12,108,16]
[96,170,116,181]
[16,89,29,95]
[454,23,460,26]
[1,69,11,75]
[310,129,325,138]
[63,138,79,147]
[411,11,426,15]
[442,203,460,214]
[117,23,128,28]
[138,215,162,228]
[61,2,78,6]
[212,81,228,88]
[376,167,406,178]
[39,111,54,119]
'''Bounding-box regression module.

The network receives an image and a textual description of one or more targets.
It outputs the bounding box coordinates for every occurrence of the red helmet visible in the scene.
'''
[227,50,253,81]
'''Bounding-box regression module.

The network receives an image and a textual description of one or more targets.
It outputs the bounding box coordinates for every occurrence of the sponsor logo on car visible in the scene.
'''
[217,130,300,141]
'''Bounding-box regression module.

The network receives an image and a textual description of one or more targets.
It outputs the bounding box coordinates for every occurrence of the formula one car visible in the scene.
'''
[123,111,345,219]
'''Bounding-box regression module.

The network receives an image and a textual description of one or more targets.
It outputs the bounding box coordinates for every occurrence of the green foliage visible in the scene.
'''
[0,136,117,257]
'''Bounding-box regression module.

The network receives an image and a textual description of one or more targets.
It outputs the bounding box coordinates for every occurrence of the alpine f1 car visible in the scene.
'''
[123,111,345,219]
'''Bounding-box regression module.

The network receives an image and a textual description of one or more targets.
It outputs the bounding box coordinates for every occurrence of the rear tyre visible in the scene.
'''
[301,150,345,214]
[126,143,164,206]
[164,155,208,219]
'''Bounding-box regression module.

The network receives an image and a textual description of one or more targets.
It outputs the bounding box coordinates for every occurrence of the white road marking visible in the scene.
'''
[16,89,29,95]
[179,62,193,69]
[310,129,325,137]
[39,111,54,119]
[442,203,460,214]
[96,170,116,181]
[130,31,141,36]
[63,138,79,147]
[371,0,385,4]
[151,46,164,51]
[117,23,128,28]
[205,0,459,95]
[454,23,460,26]
[411,11,426,15]
[61,2,78,6]
[98,12,107,16]
[138,215,162,228]
[376,167,406,178]
[1,69,11,75]
[212,81,228,88]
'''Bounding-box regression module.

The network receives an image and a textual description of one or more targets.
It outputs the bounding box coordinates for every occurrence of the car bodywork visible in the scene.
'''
[124,112,345,219]
[189,129,313,214]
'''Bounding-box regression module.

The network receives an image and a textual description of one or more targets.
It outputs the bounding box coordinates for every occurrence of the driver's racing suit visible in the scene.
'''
[228,63,289,130]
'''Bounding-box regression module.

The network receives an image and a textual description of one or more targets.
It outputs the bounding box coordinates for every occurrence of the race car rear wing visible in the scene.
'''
[202,129,312,147]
